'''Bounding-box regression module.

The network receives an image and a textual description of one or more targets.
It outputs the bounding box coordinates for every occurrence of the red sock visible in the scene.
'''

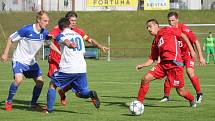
[183,90,194,101]
[190,75,201,94]
[137,83,149,103]
[164,79,171,97]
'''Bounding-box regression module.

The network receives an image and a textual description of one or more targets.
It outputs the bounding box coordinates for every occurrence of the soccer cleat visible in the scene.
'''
[58,89,68,106]
[30,103,43,110]
[5,101,12,111]
[190,100,197,108]
[196,93,203,104]
[90,91,100,109]
[159,96,170,102]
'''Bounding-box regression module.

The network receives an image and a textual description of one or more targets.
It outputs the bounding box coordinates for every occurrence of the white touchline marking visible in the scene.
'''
[89,81,215,87]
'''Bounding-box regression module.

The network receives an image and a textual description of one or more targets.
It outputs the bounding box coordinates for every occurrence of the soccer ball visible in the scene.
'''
[129,100,144,116]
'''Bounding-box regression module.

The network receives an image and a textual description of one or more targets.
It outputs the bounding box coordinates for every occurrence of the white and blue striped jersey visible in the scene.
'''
[56,28,86,73]
[10,24,49,65]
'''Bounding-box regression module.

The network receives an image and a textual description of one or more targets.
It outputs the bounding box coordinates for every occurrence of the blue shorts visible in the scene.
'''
[12,61,42,78]
[51,72,88,93]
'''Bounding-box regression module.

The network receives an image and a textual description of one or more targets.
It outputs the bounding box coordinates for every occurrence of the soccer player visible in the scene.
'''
[160,12,206,103]
[0,11,60,111]
[45,17,107,113]
[48,11,109,106]
[136,19,197,108]
[203,32,215,64]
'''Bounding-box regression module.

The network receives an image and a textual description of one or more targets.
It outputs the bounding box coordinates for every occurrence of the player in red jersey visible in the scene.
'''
[48,11,109,106]
[160,12,206,103]
[136,19,197,107]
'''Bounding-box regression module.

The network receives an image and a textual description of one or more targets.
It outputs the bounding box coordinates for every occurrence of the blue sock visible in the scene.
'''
[78,90,91,98]
[31,85,43,105]
[7,82,18,102]
[47,88,56,112]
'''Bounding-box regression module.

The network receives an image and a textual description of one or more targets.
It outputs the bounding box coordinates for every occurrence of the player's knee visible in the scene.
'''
[187,69,195,77]
[140,77,147,84]
[14,80,22,86]
[176,89,184,97]
[141,75,151,84]
[36,80,44,87]
[14,75,22,86]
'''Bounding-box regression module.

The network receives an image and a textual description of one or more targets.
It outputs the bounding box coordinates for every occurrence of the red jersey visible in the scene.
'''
[49,26,61,63]
[177,24,197,56]
[48,26,92,63]
[150,26,183,63]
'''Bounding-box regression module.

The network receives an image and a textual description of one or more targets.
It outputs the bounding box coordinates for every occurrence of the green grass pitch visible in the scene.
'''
[0,59,215,121]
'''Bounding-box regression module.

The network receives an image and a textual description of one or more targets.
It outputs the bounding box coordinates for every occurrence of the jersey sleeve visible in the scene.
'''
[10,26,28,42]
[56,34,65,43]
[180,25,197,43]
[73,27,92,43]
[49,26,61,38]
[149,39,159,60]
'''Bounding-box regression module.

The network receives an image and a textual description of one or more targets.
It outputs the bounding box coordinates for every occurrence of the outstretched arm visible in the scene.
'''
[45,35,61,55]
[75,28,109,53]
[48,42,61,55]
[136,58,154,71]
[91,39,109,53]
[1,38,13,62]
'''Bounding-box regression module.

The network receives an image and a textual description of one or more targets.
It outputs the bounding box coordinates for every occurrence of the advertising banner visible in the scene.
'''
[144,0,170,10]
[87,0,138,6]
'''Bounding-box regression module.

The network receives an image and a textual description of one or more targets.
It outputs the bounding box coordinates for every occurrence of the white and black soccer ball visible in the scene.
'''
[129,100,144,116]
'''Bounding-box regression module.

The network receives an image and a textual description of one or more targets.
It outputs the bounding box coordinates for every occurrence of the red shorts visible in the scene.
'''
[148,61,184,88]
[47,58,59,78]
[182,52,195,69]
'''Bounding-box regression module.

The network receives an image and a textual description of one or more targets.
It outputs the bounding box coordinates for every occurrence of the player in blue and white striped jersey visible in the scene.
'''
[1,11,60,111]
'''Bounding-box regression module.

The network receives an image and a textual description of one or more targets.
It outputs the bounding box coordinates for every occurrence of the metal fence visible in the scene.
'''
[0,47,151,61]
[37,47,151,60]
[100,48,150,58]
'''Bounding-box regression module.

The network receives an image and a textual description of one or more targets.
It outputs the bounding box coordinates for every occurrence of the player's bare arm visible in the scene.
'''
[181,33,196,59]
[91,39,109,53]
[45,36,61,55]
[194,40,206,66]
[1,38,13,62]
[63,39,77,48]
[136,58,154,71]
[49,42,61,55]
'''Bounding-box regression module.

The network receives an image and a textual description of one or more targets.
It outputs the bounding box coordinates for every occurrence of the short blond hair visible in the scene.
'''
[36,11,48,23]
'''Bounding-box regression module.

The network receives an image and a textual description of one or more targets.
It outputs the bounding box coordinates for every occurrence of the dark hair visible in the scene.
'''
[58,17,70,30]
[209,32,212,34]
[167,11,179,19]
[65,11,78,19]
[146,19,159,25]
